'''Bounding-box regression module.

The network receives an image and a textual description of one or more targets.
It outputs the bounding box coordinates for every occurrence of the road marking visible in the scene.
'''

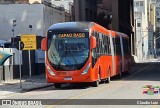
[124,64,153,80]
[46,84,113,108]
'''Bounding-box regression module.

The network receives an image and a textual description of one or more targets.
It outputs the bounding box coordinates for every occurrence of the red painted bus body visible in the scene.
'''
[41,22,131,88]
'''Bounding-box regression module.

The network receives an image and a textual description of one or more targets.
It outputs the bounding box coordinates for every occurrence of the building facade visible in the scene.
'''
[0,4,71,40]
[51,0,73,11]
[155,0,160,54]
[74,0,97,22]
[134,0,150,62]
[0,3,71,81]
[96,0,134,58]
[0,0,45,4]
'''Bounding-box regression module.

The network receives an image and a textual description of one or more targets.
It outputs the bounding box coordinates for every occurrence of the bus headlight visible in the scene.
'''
[46,65,55,76]
[81,63,90,75]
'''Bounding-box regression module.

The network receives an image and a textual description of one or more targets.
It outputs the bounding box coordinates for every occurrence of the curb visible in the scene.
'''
[21,84,54,92]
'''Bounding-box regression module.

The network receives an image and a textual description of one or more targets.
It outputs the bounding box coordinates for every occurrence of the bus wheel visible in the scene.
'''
[105,68,110,83]
[92,74,100,87]
[54,83,61,88]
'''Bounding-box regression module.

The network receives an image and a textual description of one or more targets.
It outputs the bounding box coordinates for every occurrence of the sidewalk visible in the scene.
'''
[143,57,160,63]
[0,74,54,98]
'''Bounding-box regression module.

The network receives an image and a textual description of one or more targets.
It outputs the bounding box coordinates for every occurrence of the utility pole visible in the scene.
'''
[154,32,157,58]
[12,20,16,47]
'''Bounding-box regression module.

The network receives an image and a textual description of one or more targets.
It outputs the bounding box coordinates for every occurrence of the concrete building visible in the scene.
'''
[0,3,71,80]
[147,1,156,57]
[0,0,29,3]
[134,0,149,62]
[96,0,134,57]
[97,0,112,29]
[0,3,71,40]
[0,0,53,4]
[51,0,73,11]
[97,0,112,15]
[76,0,134,37]
[74,0,97,22]
[155,0,160,54]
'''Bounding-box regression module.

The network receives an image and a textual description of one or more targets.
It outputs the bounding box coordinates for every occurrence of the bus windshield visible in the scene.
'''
[48,32,89,71]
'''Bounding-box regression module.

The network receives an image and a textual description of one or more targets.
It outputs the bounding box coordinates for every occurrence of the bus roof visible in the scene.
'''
[115,32,129,39]
[48,22,94,32]
[48,22,129,39]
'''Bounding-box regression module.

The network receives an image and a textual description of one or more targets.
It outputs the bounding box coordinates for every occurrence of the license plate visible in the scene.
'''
[64,77,72,80]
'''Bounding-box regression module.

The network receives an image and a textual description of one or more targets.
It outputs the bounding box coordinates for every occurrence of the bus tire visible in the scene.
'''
[105,68,111,83]
[54,83,61,88]
[92,74,100,87]
[92,80,99,87]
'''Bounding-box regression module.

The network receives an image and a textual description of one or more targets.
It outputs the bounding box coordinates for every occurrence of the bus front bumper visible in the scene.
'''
[46,74,94,83]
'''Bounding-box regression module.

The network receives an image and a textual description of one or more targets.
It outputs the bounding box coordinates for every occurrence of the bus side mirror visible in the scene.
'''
[41,38,47,51]
[90,36,96,49]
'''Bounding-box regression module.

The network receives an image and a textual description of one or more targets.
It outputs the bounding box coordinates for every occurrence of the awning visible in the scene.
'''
[0,51,12,66]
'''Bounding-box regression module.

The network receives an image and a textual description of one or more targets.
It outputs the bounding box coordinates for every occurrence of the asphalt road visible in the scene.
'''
[1,62,160,108]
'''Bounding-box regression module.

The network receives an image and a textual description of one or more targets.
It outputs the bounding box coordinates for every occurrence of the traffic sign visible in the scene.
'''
[21,34,37,50]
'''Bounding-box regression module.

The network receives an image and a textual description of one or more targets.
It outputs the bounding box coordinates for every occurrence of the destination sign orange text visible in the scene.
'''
[58,33,86,38]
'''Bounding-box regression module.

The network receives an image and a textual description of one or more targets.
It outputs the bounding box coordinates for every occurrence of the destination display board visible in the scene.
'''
[50,32,88,39]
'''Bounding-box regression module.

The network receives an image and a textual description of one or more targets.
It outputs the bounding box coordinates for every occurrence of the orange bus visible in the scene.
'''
[41,22,131,88]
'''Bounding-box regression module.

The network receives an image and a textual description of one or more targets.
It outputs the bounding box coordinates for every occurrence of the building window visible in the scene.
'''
[97,0,102,4]
[137,23,141,27]
[136,2,139,6]
[140,1,144,6]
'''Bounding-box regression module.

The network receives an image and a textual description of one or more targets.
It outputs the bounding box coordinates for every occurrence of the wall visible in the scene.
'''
[134,0,150,62]
[0,4,71,41]
[43,5,70,34]
[74,0,97,21]
[0,4,71,81]
[0,4,44,40]
[51,0,73,11]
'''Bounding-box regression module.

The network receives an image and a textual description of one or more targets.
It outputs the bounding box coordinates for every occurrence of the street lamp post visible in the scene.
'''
[28,25,32,81]
[12,20,16,47]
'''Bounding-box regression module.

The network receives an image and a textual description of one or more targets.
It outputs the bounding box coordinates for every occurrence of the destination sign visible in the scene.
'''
[54,33,87,38]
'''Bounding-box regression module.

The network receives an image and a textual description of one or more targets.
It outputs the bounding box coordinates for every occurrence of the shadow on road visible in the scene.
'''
[122,62,160,81]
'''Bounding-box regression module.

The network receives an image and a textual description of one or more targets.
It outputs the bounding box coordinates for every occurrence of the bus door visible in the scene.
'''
[109,31,115,75]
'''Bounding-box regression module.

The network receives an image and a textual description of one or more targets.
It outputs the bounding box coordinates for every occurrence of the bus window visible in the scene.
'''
[77,43,86,51]
[57,40,64,51]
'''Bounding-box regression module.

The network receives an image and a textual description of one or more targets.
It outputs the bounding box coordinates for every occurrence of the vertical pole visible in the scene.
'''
[154,34,157,58]
[29,50,31,81]
[13,28,14,47]
[29,25,32,81]
[131,34,133,55]
[19,41,22,88]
